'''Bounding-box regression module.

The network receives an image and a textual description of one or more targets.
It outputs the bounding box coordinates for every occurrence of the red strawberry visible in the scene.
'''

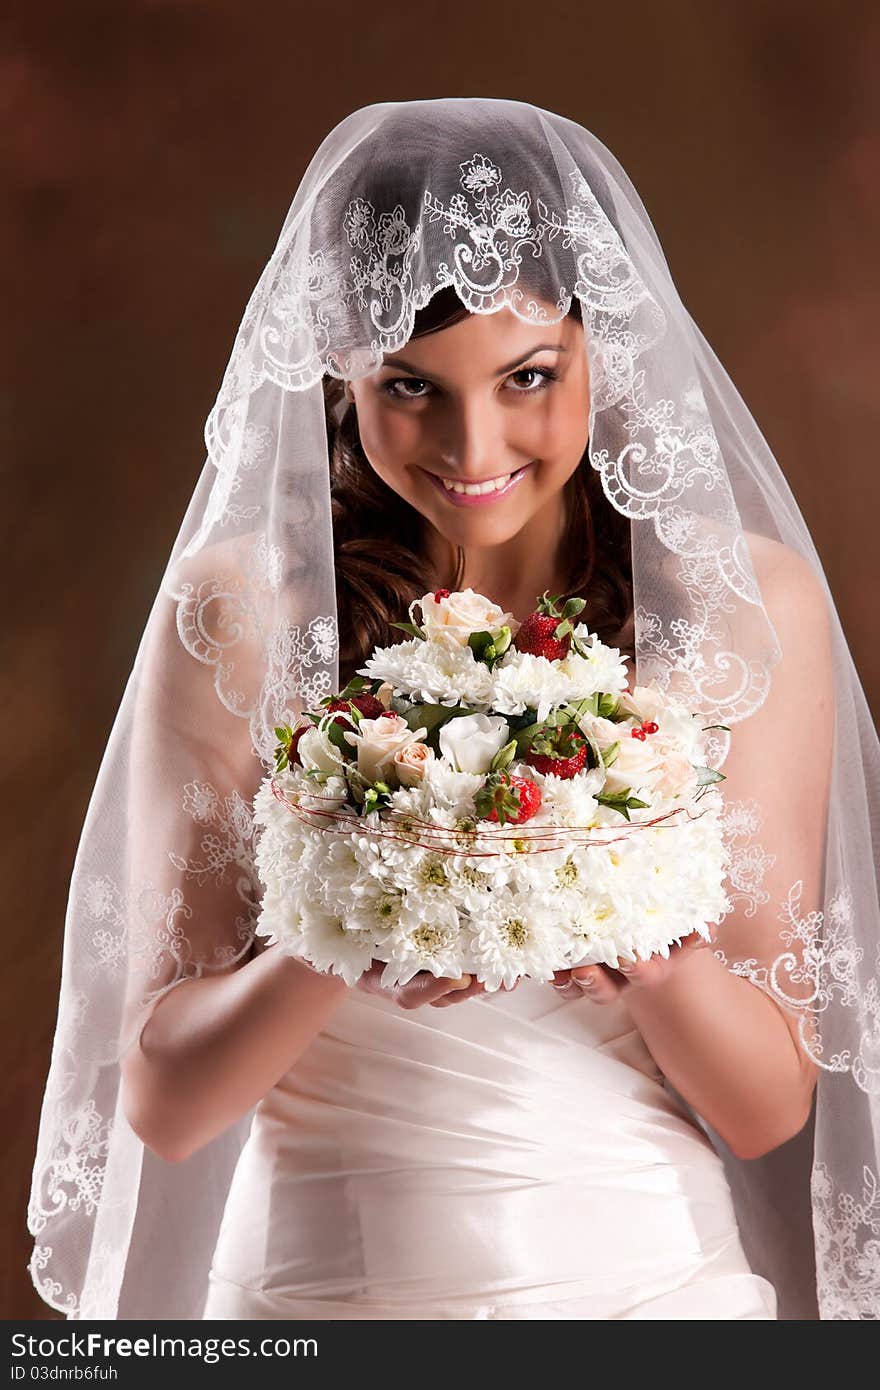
[475,772,542,826]
[524,724,589,779]
[278,721,310,768]
[514,592,586,661]
[326,693,386,730]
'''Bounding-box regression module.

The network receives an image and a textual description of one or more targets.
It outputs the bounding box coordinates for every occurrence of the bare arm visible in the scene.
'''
[554,538,831,1159]
[120,943,350,1163]
[120,945,483,1164]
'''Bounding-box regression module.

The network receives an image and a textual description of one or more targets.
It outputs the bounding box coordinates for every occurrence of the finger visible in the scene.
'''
[404,972,472,1008]
[431,977,487,1007]
[679,928,714,951]
[570,964,622,1004]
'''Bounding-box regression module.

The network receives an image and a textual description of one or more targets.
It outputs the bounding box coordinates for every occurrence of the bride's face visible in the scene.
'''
[345,303,591,551]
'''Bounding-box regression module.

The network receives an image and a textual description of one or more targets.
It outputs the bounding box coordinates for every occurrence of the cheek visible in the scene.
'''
[355,405,415,490]
[532,390,591,478]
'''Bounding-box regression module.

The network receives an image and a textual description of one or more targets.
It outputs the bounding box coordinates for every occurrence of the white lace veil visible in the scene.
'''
[27,97,880,1321]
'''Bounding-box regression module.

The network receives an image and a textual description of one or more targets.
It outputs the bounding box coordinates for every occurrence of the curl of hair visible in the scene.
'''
[323,287,634,680]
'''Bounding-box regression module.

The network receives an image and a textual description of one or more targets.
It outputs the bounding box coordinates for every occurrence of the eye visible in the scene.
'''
[508,366,559,392]
[381,365,559,401]
[383,377,431,399]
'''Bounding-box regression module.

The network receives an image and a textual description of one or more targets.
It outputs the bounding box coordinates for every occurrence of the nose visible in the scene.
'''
[435,394,512,480]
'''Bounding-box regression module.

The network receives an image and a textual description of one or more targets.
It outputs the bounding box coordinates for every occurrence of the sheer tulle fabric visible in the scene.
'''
[26,97,879,1320]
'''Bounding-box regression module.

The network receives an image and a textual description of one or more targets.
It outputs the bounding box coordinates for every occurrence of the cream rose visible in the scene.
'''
[343,713,427,785]
[616,682,704,761]
[419,588,515,651]
[393,740,435,786]
[600,734,668,797]
[650,743,700,801]
[578,711,667,798]
[439,712,510,775]
[588,723,698,801]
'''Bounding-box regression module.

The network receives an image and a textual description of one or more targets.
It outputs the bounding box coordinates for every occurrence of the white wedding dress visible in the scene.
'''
[202,975,777,1320]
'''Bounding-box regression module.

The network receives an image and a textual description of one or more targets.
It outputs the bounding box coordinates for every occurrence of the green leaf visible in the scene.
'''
[694,766,726,785]
[601,740,620,768]
[274,724,292,742]
[492,626,512,656]
[325,720,353,754]
[700,723,731,733]
[396,702,469,738]
[338,675,369,697]
[490,739,517,773]
[390,621,426,640]
[561,597,587,620]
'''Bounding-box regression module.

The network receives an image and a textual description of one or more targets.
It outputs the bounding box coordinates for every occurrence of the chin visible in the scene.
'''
[424,503,534,551]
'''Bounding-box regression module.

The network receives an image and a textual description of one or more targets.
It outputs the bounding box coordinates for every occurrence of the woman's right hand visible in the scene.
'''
[355,960,511,1009]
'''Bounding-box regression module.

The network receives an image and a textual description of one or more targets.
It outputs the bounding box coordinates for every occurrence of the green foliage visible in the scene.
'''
[468,626,512,667]
[390,620,426,640]
[595,790,650,823]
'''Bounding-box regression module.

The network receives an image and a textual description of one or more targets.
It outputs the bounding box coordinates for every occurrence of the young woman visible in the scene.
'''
[27,98,880,1322]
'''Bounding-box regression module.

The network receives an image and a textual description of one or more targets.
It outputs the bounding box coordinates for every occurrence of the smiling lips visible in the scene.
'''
[423,463,532,506]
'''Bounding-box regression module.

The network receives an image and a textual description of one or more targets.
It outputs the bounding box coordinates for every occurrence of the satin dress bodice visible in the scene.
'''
[203,978,777,1320]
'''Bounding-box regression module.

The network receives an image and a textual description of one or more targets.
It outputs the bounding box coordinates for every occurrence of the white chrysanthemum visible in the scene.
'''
[295,905,377,986]
[252,737,731,987]
[490,650,575,721]
[532,765,605,825]
[421,759,485,812]
[379,890,464,986]
[467,889,572,989]
[563,628,631,695]
[359,638,495,706]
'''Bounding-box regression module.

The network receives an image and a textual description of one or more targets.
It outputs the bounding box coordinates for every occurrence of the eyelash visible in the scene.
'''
[382,366,560,400]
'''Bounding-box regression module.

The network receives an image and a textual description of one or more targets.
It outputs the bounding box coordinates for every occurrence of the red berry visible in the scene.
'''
[643,720,659,734]
[631,727,646,740]
[433,588,450,601]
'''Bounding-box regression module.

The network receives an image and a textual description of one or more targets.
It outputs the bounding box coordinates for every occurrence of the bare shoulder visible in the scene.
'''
[741,530,826,609]
[165,530,262,592]
[741,531,834,719]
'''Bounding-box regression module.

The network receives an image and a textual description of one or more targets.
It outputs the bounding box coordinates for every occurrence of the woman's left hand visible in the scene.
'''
[550,929,716,1004]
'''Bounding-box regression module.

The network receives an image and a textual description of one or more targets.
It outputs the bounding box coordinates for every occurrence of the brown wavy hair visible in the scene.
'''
[323,286,634,683]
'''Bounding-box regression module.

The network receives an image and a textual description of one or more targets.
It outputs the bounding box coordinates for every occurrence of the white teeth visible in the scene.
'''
[440,472,513,495]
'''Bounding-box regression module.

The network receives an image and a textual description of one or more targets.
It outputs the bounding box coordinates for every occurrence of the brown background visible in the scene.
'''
[3,0,878,1318]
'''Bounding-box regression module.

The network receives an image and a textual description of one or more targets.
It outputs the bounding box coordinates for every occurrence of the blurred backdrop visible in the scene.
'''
[3,0,878,1317]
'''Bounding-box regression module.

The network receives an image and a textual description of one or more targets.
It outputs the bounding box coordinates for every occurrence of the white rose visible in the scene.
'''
[419,588,515,651]
[439,713,510,774]
[298,726,344,775]
[343,713,427,785]
[393,741,435,787]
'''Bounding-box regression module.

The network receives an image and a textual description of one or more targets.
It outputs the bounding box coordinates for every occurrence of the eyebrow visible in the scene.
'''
[381,343,569,379]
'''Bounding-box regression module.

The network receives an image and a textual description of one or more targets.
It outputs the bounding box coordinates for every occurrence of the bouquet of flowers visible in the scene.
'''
[252,589,731,990]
